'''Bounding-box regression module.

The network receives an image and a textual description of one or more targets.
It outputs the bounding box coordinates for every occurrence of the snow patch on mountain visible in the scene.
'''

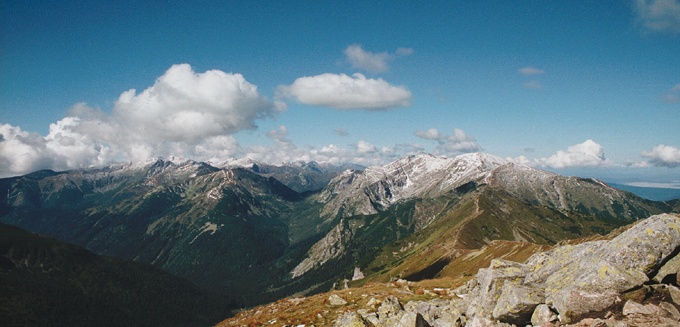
[318,152,510,218]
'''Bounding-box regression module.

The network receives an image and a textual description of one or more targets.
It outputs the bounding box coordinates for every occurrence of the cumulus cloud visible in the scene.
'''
[414,127,443,140]
[642,144,680,167]
[518,66,545,75]
[344,44,413,73]
[266,125,289,141]
[279,73,412,110]
[508,155,534,166]
[113,63,273,145]
[0,64,276,177]
[414,127,482,156]
[356,140,377,154]
[634,0,680,34]
[537,139,609,169]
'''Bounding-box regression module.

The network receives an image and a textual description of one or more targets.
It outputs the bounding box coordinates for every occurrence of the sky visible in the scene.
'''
[1,0,679,186]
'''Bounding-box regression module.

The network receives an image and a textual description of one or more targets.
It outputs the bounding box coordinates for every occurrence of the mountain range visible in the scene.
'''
[1,152,678,324]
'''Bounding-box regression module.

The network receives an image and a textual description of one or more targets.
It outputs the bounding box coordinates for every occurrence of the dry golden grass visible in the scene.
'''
[215,278,465,327]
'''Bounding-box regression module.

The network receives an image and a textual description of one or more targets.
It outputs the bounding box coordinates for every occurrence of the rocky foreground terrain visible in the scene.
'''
[334,213,680,327]
[221,213,680,326]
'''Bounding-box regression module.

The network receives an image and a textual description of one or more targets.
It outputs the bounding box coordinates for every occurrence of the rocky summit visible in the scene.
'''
[333,213,680,327]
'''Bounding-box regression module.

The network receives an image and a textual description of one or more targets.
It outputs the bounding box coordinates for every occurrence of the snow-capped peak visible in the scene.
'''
[319,152,514,218]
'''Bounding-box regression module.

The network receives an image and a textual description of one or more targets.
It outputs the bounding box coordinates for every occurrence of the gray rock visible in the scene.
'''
[396,312,431,327]
[652,254,680,284]
[551,288,620,323]
[467,316,514,327]
[465,259,530,319]
[524,240,607,285]
[404,299,463,327]
[334,311,374,327]
[492,282,544,324]
[622,300,664,316]
[531,304,557,326]
[543,214,680,322]
[659,302,680,321]
[376,296,405,326]
[329,294,348,306]
[670,285,680,306]
[378,295,403,317]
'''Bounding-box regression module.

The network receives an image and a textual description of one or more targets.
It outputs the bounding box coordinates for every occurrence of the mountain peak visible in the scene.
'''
[454,152,508,168]
[319,152,513,218]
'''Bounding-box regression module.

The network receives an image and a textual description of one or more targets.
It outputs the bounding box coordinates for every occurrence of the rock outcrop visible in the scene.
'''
[334,213,680,327]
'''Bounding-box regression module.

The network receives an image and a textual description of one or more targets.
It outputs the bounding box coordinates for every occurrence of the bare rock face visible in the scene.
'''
[291,219,353,278]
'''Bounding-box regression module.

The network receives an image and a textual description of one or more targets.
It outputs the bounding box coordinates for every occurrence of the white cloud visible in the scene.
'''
[0,124,51,176]
[113,63,274,145]
[266,125,289,141]
[279,73,412,110]
[414,127,443,140]
[634,0,680,34]
[345,45,390,73]
[344,44,413,73]
[414,127,482,156]
[356,140,377,154]
[0,64,276,177]
[642,144,680,167]
[518,66,545,75]
[537,139,609,169]
[508,155,534,166]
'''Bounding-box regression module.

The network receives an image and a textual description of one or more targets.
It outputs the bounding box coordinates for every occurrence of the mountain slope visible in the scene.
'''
[287,153,673,286]
[219,159,363,193]
[0,223,228,327]
[0,152,675,311]
[0,158,302,305]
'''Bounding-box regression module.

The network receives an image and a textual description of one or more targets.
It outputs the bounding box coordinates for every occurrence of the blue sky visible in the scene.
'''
[1,1,679,186]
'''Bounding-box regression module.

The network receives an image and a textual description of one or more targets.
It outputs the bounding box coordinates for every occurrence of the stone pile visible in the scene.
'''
[334,213,680,327]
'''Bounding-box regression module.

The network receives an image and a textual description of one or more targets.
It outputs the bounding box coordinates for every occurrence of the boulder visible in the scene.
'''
[396,312,431,327]
[329,294,348,306]
[652,254,680,285]
[491,282,544,324]
[659,302,680,321]
[464,259,530,319]
[334,311,374,327]
[550,288,620,323]
[467,316,513,327]
[531,304,557,326]
[622,300,665,316]
[404,299,463,327]
[543,214,680,322]
[377,295,403,317]
[376,296,405,326]
[670,285,680,305]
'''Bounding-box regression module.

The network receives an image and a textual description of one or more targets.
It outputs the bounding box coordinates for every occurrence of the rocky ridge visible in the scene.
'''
[333,213,680,327]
